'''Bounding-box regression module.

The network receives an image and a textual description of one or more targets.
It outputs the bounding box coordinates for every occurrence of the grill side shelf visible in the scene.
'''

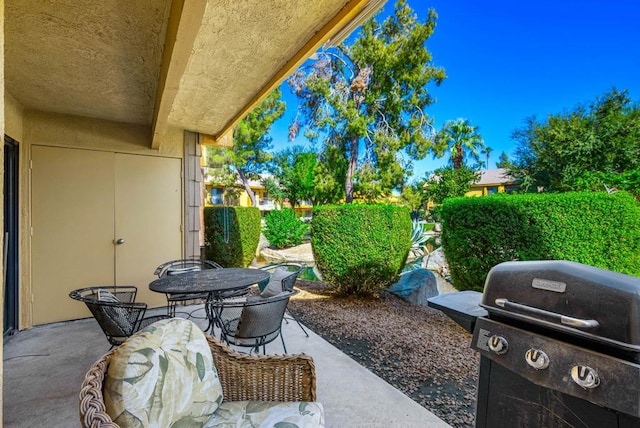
[427,291,487,334]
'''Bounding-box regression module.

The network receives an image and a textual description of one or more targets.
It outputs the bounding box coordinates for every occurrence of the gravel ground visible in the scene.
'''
[288,280,479,428]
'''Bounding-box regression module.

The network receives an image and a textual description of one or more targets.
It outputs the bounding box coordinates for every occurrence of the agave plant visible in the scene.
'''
[406,219,431,271]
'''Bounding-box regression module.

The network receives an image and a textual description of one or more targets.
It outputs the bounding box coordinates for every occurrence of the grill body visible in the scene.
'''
[429,260,640,428]
[473,317,640,427]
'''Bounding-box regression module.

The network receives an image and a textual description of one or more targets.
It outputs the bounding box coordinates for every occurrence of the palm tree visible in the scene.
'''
[434,118,485,169]
[482,146,493,170]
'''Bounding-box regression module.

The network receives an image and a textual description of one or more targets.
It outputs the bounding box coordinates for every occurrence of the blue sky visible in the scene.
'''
[268,0,640,181]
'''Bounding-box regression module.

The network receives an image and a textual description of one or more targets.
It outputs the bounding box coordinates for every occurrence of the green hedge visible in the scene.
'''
[311,204,412,295]
[263,208,309,249]
[441,191,640,291]
[204,206,261,267]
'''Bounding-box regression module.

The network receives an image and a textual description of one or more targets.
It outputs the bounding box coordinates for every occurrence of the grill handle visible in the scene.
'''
[495,298,600,329]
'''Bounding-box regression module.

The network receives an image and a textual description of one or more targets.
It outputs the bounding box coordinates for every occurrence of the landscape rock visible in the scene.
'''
[425,247,450,279]
[257,233,270,251]
[388,268,439,306]
[259,242,315,264]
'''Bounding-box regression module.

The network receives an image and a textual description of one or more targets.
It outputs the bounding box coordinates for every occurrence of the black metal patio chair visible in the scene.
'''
[209,290,298,354]
[69,285,167,347]
[258,263,309,337]
[153,258,223,316]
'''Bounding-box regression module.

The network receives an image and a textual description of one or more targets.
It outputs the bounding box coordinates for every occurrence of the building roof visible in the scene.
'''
[474,168,516,186]
[423,168,516,187]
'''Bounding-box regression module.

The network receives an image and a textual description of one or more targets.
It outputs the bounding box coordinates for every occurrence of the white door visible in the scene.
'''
[31,146,115,324]
[114,153,182,308]
[31,147,183,324]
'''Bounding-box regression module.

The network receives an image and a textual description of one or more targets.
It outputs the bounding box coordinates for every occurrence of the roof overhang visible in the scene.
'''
[5,0,384,152]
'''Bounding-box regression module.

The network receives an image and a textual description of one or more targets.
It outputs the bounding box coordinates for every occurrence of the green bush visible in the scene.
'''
[441,191,640,292]
[204,206,261,267]
[311,204,412,295]
[574,169,640,200]
[263,208,309,249]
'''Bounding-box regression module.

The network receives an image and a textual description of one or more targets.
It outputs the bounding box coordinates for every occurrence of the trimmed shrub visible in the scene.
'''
[263,208,309,249]
[204,206,261,267]
[311,204,412,295]
[441,191,640,292]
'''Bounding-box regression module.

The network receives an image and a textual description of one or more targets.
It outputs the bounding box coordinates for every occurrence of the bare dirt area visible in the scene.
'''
[288,280,480,428]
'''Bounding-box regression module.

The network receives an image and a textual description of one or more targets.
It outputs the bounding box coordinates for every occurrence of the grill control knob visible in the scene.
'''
[525,349,550,370]
[488,335,509,355]
[571,365,600,389]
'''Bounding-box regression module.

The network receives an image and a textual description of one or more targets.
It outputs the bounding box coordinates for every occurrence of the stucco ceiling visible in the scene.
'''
[5,0,372,144]
[166,0,349,135]
[5,0,171,126]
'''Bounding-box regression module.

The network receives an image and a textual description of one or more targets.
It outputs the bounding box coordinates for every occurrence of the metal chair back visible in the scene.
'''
[211,290,298,354]
[69,286,147,347]
[154,259,223,316]
[154,259,223,278]
[258,263,309,337]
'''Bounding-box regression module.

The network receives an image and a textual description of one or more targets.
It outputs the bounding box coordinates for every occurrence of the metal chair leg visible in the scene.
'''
[285,314,309,337]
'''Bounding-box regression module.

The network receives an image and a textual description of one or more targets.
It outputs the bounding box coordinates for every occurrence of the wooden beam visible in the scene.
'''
[212,0,374,144]
[201,131,233,148]
[151,0,207,150]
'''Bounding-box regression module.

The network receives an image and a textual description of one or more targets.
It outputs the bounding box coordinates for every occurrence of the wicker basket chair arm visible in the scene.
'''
[79,350,119,428]
[206,335,316,402]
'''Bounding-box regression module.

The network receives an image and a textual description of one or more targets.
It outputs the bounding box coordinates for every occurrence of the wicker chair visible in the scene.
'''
[78,334,317,428]
[153,258,223,316]
[69,286,167,347]
[259,263,309,337]
[210,290,298,354]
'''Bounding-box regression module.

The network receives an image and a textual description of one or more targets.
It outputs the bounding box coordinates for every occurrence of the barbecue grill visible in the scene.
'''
[428,260,640,428]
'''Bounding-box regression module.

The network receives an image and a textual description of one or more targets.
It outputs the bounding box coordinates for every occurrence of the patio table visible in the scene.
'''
[149,267,271,331]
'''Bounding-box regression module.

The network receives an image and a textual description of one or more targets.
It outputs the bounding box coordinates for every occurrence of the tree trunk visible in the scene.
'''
[236,167,257,207]
[345,136,359,203]
[452,144,463,170]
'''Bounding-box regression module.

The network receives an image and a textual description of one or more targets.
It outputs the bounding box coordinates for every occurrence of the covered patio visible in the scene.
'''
[0,0,458,425]
[3,309,450,427]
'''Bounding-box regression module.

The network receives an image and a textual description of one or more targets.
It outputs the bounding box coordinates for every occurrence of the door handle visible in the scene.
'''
[114,238,125,245]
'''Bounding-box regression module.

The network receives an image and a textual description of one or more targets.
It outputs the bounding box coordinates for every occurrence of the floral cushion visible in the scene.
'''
[104,318,223,427]
[205,401,325,428]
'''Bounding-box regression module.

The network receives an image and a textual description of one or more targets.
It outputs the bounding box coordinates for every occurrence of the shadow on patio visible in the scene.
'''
[3,305,450,428]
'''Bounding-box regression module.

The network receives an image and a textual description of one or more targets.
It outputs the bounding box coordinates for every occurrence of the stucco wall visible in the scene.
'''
[19,111,185,328]
[465,189,483,197]
[3,91,32,332]
[1,0,6,417]
[24,110,182,157]
[5,91,23,142]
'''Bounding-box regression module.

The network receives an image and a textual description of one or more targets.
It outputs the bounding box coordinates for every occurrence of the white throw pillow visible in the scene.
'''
[260,268,291,298]
[167,266,201,275]
[96,289,132,336]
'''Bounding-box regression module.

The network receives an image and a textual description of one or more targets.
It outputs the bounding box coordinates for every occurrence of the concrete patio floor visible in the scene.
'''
[3,305,451,427]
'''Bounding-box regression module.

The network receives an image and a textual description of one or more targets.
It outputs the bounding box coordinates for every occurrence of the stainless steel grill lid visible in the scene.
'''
[481,260,640,351]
